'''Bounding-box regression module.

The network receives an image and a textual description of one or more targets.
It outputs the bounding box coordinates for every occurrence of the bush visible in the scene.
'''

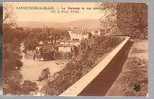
[20,80,38,95]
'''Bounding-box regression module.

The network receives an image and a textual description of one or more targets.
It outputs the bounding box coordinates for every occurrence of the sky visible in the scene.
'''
[4,2,107,23]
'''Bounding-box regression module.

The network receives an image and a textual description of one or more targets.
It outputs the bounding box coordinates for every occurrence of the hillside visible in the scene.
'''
[16,19,101,31]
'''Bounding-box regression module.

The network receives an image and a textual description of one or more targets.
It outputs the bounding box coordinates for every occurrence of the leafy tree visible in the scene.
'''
[3,5,24,95]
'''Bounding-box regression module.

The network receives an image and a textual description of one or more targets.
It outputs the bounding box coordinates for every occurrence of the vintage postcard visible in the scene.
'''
[3,2,148,96]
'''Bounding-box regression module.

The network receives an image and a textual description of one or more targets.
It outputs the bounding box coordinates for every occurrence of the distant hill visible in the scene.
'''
[16,21,64,29]
[16,19,101,31]
[64,19,101,31]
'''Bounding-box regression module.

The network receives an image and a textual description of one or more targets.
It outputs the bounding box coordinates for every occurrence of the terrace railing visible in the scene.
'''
[60,37,130,96]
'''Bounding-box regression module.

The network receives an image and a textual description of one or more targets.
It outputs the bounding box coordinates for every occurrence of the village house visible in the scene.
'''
[57,40,80,53]
[68,30,89,41]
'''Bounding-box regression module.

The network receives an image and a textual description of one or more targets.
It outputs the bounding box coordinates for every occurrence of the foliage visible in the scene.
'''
[3,24,24,77]
[3,9,25,94]
[41,35,124,95]
[20,80,38,95]
[23,28,70,51]
[3,70,22,95]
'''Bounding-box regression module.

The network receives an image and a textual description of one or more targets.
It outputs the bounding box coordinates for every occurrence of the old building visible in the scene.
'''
[68,31,88,41]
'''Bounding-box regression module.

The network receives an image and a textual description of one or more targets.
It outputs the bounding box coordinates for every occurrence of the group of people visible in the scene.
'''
[33,46,55,61]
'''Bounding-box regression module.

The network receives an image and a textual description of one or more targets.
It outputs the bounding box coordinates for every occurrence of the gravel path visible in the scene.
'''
[20,59,68,82]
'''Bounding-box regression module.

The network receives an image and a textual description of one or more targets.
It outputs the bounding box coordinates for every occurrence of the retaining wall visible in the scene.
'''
[60,37,132,96]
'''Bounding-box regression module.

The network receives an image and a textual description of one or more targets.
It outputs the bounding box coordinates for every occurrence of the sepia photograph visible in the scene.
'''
[3,2,148,96]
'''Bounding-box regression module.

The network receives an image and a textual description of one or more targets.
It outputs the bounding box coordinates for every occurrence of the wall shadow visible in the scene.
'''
[79,39,133,96]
